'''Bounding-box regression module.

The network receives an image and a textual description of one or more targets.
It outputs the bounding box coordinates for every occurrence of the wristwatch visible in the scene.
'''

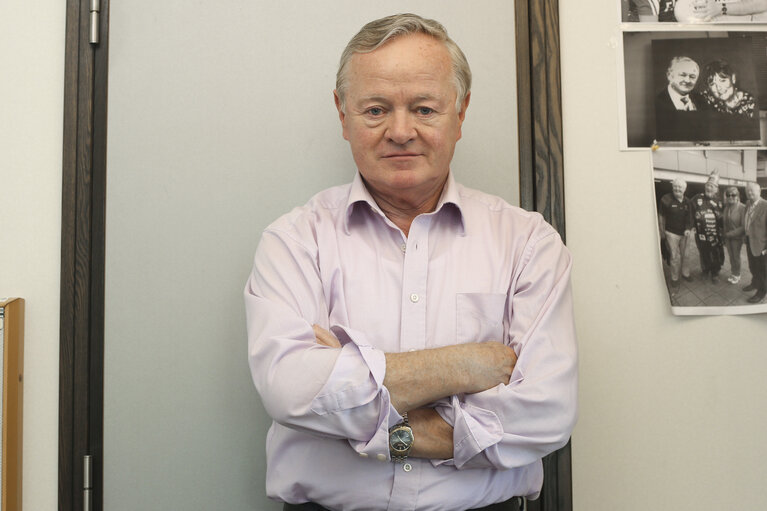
[388,412,414,463]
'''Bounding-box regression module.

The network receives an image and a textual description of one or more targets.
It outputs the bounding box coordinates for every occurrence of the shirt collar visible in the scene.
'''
[667,85,693,109]
[343,172,466,235]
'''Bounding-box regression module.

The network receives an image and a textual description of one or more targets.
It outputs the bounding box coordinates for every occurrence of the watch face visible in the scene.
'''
[389,427,413,452]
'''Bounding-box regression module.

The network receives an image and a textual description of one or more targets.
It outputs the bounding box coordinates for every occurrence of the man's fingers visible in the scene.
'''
[312,324,342,348]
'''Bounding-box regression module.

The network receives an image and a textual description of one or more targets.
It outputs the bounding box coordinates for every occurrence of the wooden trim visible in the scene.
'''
[1,298,24,511]
[516,0,566,240]
[59,1,109,510]
[516,2,572,510]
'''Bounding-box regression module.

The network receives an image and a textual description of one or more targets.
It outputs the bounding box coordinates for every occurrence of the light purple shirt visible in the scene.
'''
[245,173,578,511]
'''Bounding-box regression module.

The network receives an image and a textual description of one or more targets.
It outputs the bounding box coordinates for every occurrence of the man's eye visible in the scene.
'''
[367,107,384,116]
[417,107,434,115]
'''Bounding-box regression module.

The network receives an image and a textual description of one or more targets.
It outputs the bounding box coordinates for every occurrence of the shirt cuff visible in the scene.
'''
[310,325,402,458]
[432,395,504,469]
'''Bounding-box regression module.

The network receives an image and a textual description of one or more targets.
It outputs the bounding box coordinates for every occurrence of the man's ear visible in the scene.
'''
[333,90,349,141]
[732,73,737,85]
[458,92,471,122]
[456,92,471,141]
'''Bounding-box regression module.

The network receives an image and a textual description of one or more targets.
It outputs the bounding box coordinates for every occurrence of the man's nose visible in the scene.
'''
[385,110,416,144]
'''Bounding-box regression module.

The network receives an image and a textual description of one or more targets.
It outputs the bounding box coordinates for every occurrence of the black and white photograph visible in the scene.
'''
[621,0,767,23]
[653,149,767,314]
[623,30,767,148]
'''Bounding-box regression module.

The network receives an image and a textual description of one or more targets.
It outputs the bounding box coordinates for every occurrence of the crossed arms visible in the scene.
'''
[245,213,577,470]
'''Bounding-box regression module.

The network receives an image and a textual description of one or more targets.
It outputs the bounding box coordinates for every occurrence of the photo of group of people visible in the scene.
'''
[653,150,767,314]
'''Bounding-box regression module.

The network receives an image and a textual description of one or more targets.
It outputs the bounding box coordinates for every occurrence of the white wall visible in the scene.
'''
[562,3,767,510]
[0,2,64,510]
[5,2,767,510]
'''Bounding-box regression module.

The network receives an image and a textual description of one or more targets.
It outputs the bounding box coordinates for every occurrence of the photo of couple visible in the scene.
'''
[654,42,760,143]
[622,31,766,148]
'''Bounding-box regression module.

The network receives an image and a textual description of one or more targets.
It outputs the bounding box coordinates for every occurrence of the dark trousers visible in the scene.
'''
[283,497,524,511]
[746,241,767,295]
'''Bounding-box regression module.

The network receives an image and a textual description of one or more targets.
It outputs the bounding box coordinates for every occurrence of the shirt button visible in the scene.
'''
[403,463,412,472]
[358,452,368,458]
[376,453,387,462]
[400,243,407,253]
[410,293,419,303]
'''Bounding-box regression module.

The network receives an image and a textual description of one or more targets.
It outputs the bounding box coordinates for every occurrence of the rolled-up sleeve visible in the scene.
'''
[434,228,578,470]
[245,227,400,455]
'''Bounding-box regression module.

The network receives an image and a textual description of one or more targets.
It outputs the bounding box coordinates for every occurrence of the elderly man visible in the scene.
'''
[743,182,767,303]
[691,174,725,284]
[655,56,706,141]
[657,56,701,113]
[659,177,693,290]
[245,13,577,511]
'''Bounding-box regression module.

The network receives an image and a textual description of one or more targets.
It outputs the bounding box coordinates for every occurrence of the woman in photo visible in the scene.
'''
[699,59,757,118]
[722,186,747,284]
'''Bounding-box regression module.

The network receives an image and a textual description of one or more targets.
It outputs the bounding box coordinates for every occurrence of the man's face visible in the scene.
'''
[705,182,718,199]
[672,181,686,201]
[335,33,469,206]
[746,184,760,202]
[709,73,734,101]
[667,60,699,96]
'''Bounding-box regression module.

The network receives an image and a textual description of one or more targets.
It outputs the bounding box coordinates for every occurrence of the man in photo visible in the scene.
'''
[691,173,725,283]
[655,55,708,141]
[743,182,767,303]
[657,56,702,112]
[658,177,693,291]
[627,0,677,21]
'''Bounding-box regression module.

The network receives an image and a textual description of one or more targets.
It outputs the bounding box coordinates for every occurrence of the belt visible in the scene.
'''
[283,496,525,511]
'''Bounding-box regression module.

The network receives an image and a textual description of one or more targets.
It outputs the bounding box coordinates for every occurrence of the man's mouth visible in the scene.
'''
[383,152,420,158]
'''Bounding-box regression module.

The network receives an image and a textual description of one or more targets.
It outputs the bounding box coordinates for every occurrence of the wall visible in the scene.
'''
[5,2,767,510]
[562,3,767,510]
[102,3,517,510]
[0,2,64,510]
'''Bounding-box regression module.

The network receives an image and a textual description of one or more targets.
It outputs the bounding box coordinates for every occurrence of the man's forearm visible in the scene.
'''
[383,342,516,413]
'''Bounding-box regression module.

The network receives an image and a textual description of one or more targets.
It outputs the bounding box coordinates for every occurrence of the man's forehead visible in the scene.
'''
[673,61,698,73]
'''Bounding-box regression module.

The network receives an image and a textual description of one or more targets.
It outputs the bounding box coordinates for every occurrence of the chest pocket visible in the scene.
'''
[456,293,507,344]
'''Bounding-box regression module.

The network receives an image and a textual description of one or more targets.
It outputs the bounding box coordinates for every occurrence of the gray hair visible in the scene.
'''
[671,178,687,190]
[667,56,699,74]
[335,13,472,114]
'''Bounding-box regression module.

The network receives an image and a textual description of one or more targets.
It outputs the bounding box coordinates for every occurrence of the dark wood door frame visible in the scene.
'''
[58,3,568,510]
[59,1,109,510]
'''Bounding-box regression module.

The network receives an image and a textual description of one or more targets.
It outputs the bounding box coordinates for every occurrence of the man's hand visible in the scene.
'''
[313,324,342,348]
[408,407,454,459]
[457,341,517,393]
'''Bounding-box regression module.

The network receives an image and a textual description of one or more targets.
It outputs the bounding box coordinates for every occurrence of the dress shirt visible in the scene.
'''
[668,85,696,111]
[245,172,578,511]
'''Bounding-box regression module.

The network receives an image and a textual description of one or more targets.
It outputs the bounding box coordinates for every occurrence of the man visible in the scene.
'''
[743,182,767,303]
[691,173,725,284]
[656,56,701,112]
[245,14,577,511]
[630,0,677,21]
[658,177,693,290]
[655,56,706,141]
